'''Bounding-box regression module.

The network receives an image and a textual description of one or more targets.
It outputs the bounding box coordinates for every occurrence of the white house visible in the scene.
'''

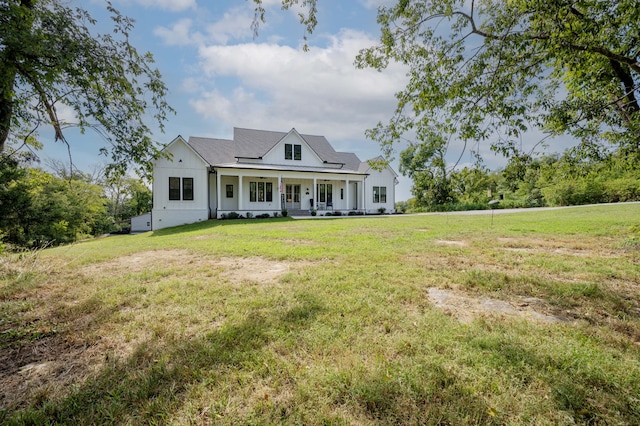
[151,127,398,230]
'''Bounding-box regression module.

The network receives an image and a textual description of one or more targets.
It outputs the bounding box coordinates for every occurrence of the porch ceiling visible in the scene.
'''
[213,163,367,177]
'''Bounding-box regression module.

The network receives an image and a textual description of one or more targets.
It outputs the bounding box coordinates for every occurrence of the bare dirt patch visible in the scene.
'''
[497,237,620,258]
[435,240,468,247]
[215,257,291,283]
[428,287,569,324]
[81,249,190,275]
[0,332,107,410]
[81,250,295,284]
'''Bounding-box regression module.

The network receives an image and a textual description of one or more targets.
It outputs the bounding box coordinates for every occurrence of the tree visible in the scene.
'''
[0,154,32,244]
[0,0,173,177]
[354,0,640,162]
[104,175,152,230]
[399,134,455,208]
[0,158,111,248]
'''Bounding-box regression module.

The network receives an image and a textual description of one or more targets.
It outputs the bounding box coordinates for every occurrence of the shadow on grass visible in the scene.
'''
[467,333,640,424]
[328,362,495,424]
[149,217,296,237]
[3,292,323,425]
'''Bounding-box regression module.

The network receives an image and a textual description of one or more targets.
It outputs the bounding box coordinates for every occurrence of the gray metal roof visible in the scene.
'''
[187,136,236,164]
[186,127,369,173]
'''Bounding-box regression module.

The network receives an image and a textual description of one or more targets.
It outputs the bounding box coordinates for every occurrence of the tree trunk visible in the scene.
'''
[0,0,36,152]
[0,62,16,153]
[609,59,640,125]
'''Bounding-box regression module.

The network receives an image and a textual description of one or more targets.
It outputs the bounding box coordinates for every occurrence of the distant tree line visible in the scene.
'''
[0,155,151,250]
[397,147,640,213]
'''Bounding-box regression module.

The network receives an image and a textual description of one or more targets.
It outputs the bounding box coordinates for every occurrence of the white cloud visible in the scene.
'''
[131,0,196,12]
[191,87,258,124]
[191,29,407,140]
[359,0,395,9]
[55,102,79,125]
[154,18,199,46]
[205,8,255,45]
[154,6,256,47]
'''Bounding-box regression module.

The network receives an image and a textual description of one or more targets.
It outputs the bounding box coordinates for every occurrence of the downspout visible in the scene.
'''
[208,166,214,219]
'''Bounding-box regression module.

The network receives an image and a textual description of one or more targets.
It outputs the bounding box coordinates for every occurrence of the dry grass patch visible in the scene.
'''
[427,287,570,324]
[435,239,468,247]
[81,250,296,285]
[1,251,313,414]
[497,236,621,258]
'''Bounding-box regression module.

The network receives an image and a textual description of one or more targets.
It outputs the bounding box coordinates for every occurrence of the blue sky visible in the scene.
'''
[43,0,423,199]
[39,0,571,201]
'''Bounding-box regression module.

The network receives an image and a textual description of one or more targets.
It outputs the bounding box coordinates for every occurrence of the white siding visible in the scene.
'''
[364,166,396,213]
[261,132,324,167]
[219,175,239,211]
[131,213,152,233]
[152,138,210,230]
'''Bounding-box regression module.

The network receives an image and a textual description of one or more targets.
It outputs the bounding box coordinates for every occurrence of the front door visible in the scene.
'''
[285,184,301,209]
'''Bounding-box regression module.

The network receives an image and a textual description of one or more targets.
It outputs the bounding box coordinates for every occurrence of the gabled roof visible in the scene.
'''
[358,156,399,177]
[233,128,285,159]
[185,127,369,172]
[188,136,236,165]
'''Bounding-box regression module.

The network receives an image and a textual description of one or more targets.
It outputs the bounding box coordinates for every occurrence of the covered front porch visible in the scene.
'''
[211,167,367,219]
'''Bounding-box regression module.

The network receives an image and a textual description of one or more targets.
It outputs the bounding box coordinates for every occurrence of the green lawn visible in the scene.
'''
[1,204,639,424]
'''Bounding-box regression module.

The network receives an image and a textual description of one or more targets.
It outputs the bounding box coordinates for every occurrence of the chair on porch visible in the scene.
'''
[326,201,333,210]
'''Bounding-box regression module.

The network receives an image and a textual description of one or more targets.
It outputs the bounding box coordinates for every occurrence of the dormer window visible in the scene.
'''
[285,143,302,160]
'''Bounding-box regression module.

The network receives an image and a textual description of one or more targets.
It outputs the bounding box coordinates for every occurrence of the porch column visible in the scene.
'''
[216,171,222,214]
[313,176,317,210]
[278,175,282,210]
[361,178,365,212]
[345,179,350,210]
[238,175,243,211]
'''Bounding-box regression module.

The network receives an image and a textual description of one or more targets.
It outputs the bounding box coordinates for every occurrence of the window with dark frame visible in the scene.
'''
[249,181,274,203]
[182,178,194,200]
[169,177,196,201]
[372,186,386,203]
[169,177,180,200]
[258,182,265,202]
[285,143,302,160]
[266,182,273,202]
[316,183,332,204]
[226,184,233,198]
[250,182,257,202]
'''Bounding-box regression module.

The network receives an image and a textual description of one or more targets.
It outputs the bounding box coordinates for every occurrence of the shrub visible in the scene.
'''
[246,212,253,219]
[395,201,408,213]
[226,212,240,220]
[273,211,279,218]
[542,179,606,206]
[311,209,317,216]
[603,178,640,203]
[281,209,288,217]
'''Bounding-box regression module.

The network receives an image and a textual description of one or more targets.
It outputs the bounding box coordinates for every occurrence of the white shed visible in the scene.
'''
[131,213,152,233]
